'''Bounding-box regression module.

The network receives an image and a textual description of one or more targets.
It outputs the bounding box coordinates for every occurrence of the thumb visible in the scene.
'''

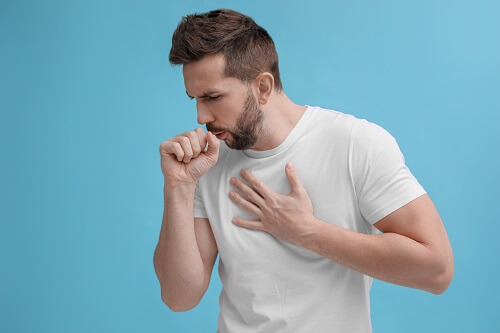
[205,131,220,162]
[285,162,303,194]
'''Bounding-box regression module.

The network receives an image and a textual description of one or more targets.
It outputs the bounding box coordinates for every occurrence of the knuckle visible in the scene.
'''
[185,131,196,142]
[173,142,183,153]
[195,128,205,138]
[241,187,251,197]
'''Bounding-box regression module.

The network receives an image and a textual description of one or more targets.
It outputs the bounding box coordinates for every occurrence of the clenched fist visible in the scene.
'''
[160,128,220,187]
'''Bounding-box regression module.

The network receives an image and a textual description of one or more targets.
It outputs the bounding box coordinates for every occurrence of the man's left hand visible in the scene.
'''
[228,162,316,246]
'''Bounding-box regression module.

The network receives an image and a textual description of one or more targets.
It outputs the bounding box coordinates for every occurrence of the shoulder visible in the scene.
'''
[306,105,362,138]
[349,118,407,174]
[308,105,357,124]
[304,106,397,147]
[350,119,400,160]
[351,118,396,144]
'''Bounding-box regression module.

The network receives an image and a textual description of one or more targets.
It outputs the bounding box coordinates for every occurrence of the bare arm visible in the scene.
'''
[301,194,454,294]
[153,183,218,311]
[194,216,219,295]
[154,129,220,311]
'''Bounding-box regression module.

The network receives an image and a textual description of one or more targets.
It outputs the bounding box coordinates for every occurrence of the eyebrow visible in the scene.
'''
[186,90,221,99]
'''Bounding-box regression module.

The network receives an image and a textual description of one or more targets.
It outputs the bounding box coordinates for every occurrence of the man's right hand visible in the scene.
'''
[160,128,220,187]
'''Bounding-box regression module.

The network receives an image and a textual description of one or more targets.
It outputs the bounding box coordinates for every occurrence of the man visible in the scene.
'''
[154,8,454,333]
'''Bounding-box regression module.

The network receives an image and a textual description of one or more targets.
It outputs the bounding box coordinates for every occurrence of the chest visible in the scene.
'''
[201,150,369,263]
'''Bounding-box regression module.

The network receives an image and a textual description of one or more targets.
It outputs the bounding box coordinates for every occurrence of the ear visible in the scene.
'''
[254,72,274,105]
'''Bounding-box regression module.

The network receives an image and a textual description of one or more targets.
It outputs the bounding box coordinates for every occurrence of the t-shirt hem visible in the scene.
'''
[193,210,208,218]
[365,187,428,225]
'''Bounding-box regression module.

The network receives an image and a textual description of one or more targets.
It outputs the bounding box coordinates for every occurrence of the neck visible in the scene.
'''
[251,92,308,151]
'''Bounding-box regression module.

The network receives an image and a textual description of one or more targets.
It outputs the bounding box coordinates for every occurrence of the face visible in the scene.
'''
[183,54,265,150]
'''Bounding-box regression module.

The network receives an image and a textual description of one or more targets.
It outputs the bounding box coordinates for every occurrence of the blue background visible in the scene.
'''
[1,0,499,332]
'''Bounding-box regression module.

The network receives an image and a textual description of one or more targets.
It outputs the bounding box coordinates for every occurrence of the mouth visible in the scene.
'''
[214,131,226,139]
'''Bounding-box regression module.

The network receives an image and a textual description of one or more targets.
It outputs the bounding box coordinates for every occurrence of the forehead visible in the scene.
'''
[183,54,245,95]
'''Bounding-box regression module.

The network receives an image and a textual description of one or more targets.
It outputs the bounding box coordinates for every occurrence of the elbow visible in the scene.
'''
[165,303,198,313]
[156,271,209,312]
[428,257,454,295]
[161,292,201,312]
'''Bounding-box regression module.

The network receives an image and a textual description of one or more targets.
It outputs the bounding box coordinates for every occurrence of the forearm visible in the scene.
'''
[301,217,447,294]
[153,181,205,310]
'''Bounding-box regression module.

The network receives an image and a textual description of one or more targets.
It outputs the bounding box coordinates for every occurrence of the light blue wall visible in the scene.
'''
[1,0,499,332]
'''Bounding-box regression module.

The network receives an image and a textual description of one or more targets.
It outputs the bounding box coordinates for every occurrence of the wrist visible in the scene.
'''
[164,177,197,189]
[295,215,326,250]
[164,179,197,197]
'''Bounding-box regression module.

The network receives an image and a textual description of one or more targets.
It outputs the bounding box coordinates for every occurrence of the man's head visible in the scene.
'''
[169,8,282,92]
[181,54,269,150]
[169,9,279,150]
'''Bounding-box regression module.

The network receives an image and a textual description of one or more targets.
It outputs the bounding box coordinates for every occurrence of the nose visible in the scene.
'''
[196,102,215,125]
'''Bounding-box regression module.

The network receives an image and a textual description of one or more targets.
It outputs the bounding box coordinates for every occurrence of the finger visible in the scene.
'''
[228,190,262,218]
[194,127,207,152]
[230,176,265,208]
[205,131,220,160]
[160,141,184,162]
[231,217,266,231]
[285,162,304,194]
[185,130,202,158]
[173,135,193,163]
[239,170,273,199]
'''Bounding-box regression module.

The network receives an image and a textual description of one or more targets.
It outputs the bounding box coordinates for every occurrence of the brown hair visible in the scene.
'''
[169,9,283,92]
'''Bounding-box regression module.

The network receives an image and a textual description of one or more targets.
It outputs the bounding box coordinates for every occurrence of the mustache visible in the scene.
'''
[206,124,227,133]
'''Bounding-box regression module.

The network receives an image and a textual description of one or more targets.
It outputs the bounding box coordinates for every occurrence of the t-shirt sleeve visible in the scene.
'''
[193,179,208,218]
[349,119,427,225]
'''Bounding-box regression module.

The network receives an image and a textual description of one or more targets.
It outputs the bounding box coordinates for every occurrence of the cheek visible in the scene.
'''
[218,102,240,123]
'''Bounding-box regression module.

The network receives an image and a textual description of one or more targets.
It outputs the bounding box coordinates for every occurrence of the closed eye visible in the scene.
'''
[186,92,222,101]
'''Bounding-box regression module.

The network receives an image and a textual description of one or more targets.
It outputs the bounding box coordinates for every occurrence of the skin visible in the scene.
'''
[155,53,454,312]
[206,85,265,150]
[182,54,307,152]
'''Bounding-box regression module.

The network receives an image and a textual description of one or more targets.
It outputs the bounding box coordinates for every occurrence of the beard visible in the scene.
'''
[207,88,265,150]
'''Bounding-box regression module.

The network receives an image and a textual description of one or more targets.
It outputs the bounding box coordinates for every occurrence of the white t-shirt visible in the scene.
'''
[194,105,427,333]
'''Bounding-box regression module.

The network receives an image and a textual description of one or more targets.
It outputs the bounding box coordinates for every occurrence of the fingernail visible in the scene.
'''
[287,162,294,170]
